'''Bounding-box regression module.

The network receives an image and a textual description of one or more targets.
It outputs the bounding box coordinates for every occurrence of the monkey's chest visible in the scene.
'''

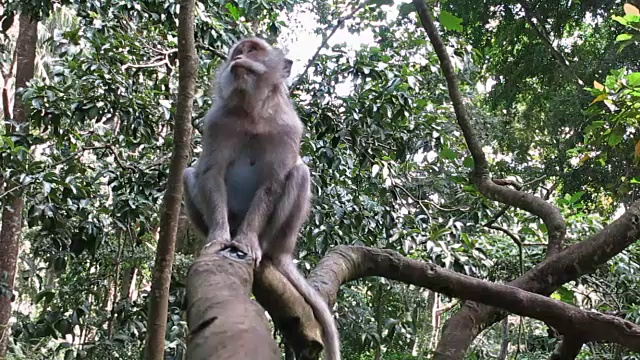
[225,148,264,216]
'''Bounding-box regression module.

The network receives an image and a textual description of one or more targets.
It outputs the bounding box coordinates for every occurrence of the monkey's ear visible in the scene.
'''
[282,58,293,79]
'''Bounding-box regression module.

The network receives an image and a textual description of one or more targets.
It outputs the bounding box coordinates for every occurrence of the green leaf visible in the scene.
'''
[626,72,640,87]
[439,148,457,160]
[608,131,623,146]
[612,15,628,25]
[569,191,585,204]
[552,286,575,304]
[439,10,463,32]
[616,33,633,42]
[538,223,548,233]
[398,3,416,17]
[462,156,475,169]
[630,177,640,184]
[225,3,240,20]
[35,290,55,304]
[1,13,14,32]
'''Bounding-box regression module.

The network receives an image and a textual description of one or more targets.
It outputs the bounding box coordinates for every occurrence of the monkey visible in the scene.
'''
[182,37,341,360]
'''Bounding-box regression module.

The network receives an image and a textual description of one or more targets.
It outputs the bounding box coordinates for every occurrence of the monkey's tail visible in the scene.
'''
[278,261,341,360]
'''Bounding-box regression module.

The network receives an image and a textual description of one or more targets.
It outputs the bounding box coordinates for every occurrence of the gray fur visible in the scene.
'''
[183,37,341,360]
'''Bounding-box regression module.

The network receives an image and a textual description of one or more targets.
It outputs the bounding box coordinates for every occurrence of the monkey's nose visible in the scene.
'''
[233,54,243,61]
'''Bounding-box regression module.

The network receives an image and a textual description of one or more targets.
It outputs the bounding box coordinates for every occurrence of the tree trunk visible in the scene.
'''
[143,0,196,357]
[0,12,37,357]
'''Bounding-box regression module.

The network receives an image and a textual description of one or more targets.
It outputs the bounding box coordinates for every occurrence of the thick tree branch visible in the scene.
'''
[311,245,640,351]
[0,13,37,356]
[253,262,326,359]
[493,178,523,190]
[183,197,640,358]
[412,0,566,257]
[435,198,640,358]
[185,242,280,359]
[145,0,196,358]
[408,2,640,358]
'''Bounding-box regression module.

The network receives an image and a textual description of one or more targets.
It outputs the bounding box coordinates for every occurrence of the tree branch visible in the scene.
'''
[185,242,280,359]
[289,2,369,92]
[311,245,640,351]
[411,0,566,257]
[517,1,585,86]
[253,262,326,359]
[434,197,640,358]
[493,178,523,190]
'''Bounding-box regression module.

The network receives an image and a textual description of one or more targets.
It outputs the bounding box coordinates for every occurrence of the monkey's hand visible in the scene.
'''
[232,233,262,267]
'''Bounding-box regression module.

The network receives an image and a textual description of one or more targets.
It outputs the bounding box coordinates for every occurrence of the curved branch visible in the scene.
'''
[412,0,566,256]
[311,245,640,351]
[434,198,640,358]
[253,262,326,359]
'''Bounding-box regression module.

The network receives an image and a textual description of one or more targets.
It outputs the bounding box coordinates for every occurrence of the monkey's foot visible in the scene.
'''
[231,234,262,267]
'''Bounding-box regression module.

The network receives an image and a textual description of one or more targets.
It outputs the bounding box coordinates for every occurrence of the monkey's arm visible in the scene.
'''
[196,137,234,243]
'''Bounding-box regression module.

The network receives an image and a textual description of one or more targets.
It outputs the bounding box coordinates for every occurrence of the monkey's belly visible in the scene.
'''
[225,157,260,217]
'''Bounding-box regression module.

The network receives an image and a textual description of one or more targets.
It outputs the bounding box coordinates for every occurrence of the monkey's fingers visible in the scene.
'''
[231,235,263,268]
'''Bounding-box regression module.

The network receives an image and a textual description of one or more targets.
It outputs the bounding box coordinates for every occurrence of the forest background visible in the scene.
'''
[0,0,640,359]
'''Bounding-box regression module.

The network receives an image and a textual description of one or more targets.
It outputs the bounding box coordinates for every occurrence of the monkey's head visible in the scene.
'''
[216,37,293,100]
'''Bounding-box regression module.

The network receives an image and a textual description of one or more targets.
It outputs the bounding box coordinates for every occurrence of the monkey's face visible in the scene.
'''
[218,37,293,99]
[228,39,269,78]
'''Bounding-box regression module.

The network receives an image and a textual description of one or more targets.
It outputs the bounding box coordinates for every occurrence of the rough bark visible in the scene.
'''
[143,0,196,358]
[253,263,326,359]
[0,13,37,357]
[497,318,509,360]
[183,241,337,358]
[181,199,640,358]
[185,241,280,360]
[313,245,640,351]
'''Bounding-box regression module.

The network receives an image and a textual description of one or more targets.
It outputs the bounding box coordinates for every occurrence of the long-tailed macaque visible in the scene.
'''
[182,37,341,360]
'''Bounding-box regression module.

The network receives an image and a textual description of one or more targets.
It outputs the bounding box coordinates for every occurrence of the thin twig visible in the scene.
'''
[121,57,169,71]
[486,224,522,246]
[289,2,369,92]
[197,42,227,60]
[517,0,584,86]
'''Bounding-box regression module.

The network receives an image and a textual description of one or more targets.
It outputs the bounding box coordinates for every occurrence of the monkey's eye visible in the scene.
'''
[247,45,257,53]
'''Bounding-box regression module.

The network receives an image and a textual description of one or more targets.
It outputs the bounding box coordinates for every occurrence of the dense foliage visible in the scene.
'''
[0,0,639,359]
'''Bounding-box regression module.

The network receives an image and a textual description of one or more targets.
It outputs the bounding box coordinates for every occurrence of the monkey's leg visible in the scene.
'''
[260,162,311,256]
[231,159,300,265]
[183,167,210,238]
